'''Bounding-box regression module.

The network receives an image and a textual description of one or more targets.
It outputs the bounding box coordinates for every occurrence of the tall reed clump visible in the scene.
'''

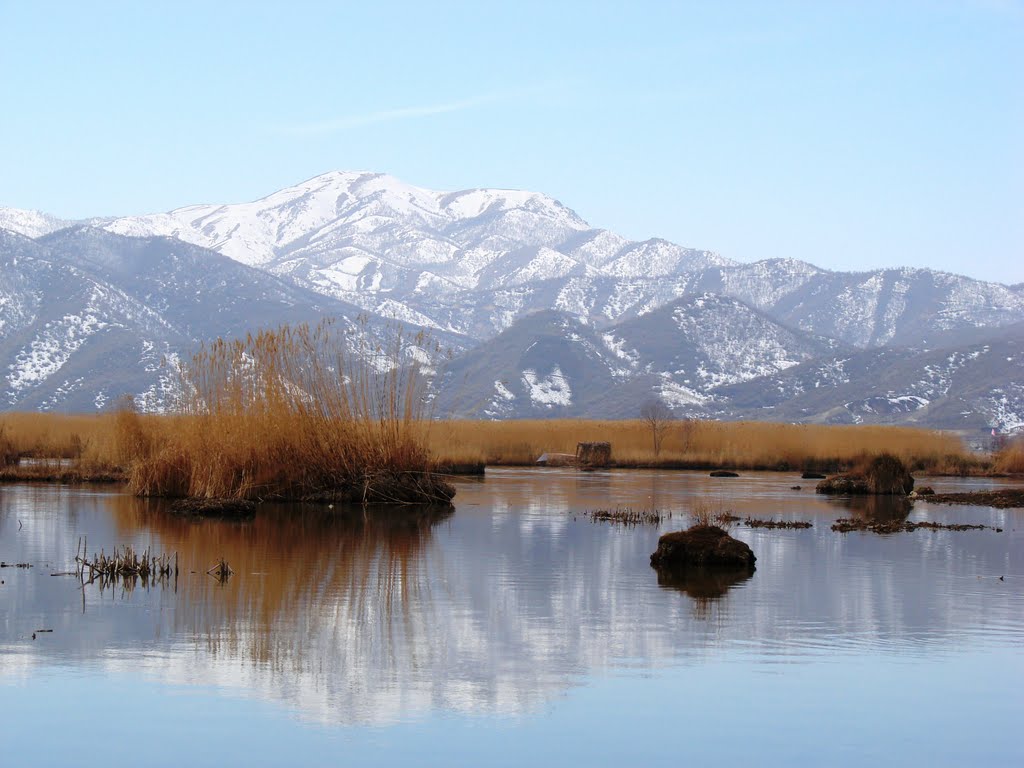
[0,424,18,467]
[126,320,454,504]
[993,437,1024,474]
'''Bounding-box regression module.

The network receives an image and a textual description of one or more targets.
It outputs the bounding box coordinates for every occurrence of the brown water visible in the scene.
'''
[1,469,1022,766]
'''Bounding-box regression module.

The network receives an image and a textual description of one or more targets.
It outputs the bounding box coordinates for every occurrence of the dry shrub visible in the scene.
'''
[126,321,452,504]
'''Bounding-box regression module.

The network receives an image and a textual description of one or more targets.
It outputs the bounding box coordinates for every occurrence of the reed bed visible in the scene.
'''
[0,385,1010,486]
[426,419,985,474]
[585,507,670,526]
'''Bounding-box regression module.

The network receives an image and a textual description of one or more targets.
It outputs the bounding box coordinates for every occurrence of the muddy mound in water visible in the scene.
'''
[816,454,914,496]
[650,525,756,571]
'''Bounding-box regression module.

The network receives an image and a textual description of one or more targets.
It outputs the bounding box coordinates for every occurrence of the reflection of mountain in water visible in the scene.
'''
[2,471,1021,726]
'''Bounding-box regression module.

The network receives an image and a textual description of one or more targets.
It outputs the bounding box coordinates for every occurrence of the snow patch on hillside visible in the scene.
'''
[6,298,108,403]
[522,367,572,408]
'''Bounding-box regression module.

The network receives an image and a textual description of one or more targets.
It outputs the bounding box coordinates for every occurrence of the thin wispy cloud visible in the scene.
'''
[272,82,568,137]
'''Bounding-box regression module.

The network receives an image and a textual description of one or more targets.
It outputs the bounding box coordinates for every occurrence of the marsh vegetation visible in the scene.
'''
[1,371,1019,498]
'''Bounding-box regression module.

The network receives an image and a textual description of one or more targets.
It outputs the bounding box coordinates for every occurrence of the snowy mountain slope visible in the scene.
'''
[0,227,468,412]
[717,322,1024,431]
[433,295,845,419]
[0,229,186,410]
[607,293,843,394]
[701,262,1024,348]
[433,311,632,419]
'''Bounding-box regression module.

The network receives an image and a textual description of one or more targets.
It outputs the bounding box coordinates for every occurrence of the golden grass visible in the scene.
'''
[0,411,1000,482]
[425,419,980,473]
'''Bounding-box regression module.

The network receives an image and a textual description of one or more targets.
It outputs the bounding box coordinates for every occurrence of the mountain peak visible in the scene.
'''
[0,207,72,239]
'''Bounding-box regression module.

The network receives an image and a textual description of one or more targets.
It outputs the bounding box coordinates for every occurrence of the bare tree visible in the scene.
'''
[640,398,673,457]
[678,415,696,455]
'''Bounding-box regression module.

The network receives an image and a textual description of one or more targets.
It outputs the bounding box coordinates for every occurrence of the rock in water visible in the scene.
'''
[650,525,756,571]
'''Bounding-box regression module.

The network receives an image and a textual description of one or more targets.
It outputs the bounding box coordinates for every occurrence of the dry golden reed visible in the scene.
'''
[121,321,452,503]
[425,419,977,472]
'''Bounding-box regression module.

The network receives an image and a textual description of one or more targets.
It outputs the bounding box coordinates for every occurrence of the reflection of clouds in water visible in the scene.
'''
[2,472,1022,726]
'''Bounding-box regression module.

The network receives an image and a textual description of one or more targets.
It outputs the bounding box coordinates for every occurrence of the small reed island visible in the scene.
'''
[122,322,455,514]
[651,504,756,574]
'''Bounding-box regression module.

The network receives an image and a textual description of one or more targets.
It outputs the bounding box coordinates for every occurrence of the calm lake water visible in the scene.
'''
[1,469,1022,766]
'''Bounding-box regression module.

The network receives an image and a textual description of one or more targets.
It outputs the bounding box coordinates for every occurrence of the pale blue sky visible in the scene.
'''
[1,1,1021,282]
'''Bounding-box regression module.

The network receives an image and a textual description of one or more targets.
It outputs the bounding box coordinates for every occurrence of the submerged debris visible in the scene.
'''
[0,562,32,568]
[586,507,669,526]
[207,558,234,583]
[831,518,1002,534]
[744,518,813,529]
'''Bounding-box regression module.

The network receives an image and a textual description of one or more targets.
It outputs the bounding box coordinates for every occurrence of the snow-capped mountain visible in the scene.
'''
[0,207,73,239]
[100,172,1024,348]
[3,170,1023,428]
[103,172,728,330]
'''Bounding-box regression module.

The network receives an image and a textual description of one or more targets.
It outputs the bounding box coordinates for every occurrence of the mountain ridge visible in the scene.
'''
[2,170,1022,430]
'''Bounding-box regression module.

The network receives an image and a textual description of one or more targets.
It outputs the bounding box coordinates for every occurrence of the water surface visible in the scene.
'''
[1,470,1021,766]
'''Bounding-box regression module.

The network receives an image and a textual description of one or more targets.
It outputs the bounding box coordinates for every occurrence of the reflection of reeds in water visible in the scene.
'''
[839,495,914,522]
[107,495,452,667]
